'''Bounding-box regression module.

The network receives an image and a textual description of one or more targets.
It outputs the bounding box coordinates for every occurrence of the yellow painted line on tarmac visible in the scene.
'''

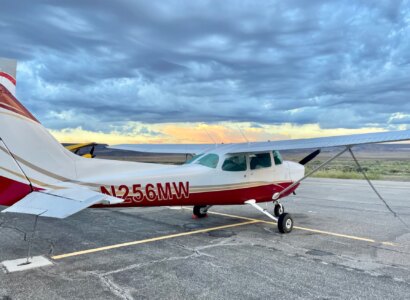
[51,220,260,260]
[293,224,394,245]
[293,226,398,246]
[182,208,398,247]
[52,207,398,260]
[381,241,398,246]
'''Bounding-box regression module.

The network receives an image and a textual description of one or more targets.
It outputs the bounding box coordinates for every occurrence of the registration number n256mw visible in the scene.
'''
[100,182,190,203]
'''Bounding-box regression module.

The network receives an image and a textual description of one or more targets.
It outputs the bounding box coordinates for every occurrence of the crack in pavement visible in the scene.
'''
[78,250,214,300]
[75,238,249,299]
[86,270,134,300]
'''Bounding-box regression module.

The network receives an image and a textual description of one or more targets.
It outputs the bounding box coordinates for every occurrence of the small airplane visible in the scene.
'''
[1,58,410,235]
[65,142,98,158]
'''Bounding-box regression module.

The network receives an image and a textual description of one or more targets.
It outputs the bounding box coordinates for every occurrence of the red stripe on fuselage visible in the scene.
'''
[0,84,39,123]
[0,72,16,85]
[97,181,299,208]
[0,176,34,206]
[0,176,299,208]
[190,182,298,206]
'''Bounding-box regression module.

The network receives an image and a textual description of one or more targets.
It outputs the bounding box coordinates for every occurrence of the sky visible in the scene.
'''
[1,0,410,144]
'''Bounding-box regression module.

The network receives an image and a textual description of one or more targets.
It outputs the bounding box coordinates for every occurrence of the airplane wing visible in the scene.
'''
[108,143,216,154]
[109,130,410,154]
[225,130,410,154]
[1,188,123,219]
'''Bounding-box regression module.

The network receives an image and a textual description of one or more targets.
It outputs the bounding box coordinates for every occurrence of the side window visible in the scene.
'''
[250,153,272,170]
[222,155,247,172]
[195,154,219,168]
[273,150,283,165]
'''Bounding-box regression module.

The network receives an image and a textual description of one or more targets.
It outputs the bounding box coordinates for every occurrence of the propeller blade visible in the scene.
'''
[90,145,96,158]
[299,149,321,165]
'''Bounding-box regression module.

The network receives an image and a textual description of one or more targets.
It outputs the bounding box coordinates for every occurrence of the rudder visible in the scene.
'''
[0,58,77,206]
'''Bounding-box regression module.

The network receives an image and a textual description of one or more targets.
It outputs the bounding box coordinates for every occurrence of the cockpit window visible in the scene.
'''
[222,154,247,172]
[195,153,219,168]
[184,153,204,164]
[273,150,283,165]
[250,153,272,170]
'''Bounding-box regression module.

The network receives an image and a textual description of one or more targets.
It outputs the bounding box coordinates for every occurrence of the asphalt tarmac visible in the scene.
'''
[1,178,410,299]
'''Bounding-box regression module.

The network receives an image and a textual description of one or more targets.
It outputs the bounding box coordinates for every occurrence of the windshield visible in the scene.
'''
[195,153,219,168]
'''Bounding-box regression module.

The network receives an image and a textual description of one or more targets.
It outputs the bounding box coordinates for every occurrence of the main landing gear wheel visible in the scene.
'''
[278,213,293,234]
[273,203,284,217]
[193,205,208,218]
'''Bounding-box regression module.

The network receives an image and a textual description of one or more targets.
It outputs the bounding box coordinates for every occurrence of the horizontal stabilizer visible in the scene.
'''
[1,188,123,219]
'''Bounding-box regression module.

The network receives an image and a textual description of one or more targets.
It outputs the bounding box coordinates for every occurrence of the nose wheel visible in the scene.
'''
[278,213,293,233]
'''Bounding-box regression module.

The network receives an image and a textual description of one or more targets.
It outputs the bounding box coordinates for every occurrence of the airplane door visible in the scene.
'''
[218,154,248,185]
[248,152,289,183]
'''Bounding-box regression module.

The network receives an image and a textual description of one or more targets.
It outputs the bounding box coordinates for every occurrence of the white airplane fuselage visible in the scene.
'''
[75,156,304,207]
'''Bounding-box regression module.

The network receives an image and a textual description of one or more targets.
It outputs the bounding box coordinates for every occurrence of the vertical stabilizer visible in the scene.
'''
[0,58,78,206]
[0,58,17,96]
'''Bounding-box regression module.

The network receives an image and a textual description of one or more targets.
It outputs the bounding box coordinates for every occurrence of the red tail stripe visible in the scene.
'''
[0,71,16,85]
[0,84,39,123]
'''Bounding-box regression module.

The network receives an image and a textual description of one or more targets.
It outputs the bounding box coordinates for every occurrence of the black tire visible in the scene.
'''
[193,205,208,218]
[278,213,293,234]
[273,203,284,217]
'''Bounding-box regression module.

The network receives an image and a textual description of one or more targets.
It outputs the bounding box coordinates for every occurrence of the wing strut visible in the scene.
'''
[348,148,408,228]
[24,214,40,265]
[273,146,408,228]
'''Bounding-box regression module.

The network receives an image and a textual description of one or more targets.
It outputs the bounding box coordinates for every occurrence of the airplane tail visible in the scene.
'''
[0,58,17,97]
[0,58,77,206]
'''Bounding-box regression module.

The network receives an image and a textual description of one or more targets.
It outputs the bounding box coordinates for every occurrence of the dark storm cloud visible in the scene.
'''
[1,0,410,131]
